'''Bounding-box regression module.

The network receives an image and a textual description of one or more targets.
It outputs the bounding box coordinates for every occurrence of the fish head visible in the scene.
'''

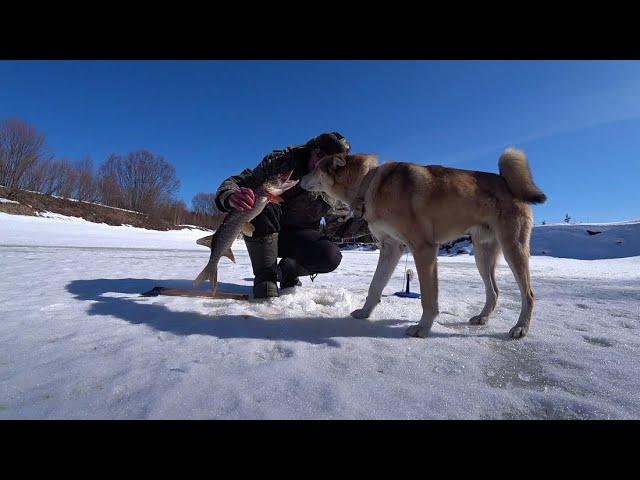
[263,170,298,203]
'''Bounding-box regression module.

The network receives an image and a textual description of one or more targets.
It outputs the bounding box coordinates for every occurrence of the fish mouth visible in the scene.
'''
[264,170,298,195]
[279,169,295,185]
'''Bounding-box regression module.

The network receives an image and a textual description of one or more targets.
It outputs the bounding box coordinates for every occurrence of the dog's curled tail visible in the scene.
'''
[498,148,547,204]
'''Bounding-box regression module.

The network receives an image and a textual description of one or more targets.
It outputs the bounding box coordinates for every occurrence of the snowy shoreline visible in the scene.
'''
[3,211,640,260]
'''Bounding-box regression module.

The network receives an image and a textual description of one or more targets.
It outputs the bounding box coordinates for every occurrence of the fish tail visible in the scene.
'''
[193,263,216,288]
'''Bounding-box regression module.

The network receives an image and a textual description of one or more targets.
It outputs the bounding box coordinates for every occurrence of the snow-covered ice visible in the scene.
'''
[0,212,639,419]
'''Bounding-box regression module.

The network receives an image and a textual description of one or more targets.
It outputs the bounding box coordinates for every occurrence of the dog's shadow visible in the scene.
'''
[65,278,413,347]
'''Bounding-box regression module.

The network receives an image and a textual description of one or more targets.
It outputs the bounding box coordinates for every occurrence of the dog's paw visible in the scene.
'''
[509,325,529,339]
[469,315,489,325]
[351,308,371,319]
[405,325,430,338]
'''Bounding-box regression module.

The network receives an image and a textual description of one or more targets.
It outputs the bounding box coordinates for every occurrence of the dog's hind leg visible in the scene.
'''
[469,227,501,325]
[405,242,439,338]
[351,236,404,319]
[496,216,534,338]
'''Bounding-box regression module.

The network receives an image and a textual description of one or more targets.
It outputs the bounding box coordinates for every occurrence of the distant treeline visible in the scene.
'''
[0,117,221,228]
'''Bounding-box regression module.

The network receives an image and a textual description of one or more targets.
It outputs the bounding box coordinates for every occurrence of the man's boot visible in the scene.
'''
[244,233,279,298]
[278,257,310,290]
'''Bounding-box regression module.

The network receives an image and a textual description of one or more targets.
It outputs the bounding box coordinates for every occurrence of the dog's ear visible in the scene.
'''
[331,154,347,169]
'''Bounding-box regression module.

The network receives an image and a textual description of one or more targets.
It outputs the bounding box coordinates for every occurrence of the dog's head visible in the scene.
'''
[300,153,378,204]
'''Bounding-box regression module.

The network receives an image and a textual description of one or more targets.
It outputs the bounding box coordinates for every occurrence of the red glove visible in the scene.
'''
[228,187,255,212]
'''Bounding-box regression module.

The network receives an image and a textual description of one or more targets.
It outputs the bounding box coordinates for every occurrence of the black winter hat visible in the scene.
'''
[309,132,351,155]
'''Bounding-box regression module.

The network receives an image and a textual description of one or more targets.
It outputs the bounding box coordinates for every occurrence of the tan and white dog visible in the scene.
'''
[299,148,547,339]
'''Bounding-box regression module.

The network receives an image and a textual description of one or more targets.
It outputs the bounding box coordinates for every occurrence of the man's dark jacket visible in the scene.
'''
[214,145,369,239]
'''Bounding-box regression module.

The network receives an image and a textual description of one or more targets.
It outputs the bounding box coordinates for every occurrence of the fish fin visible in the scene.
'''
[223,248,235,263]
[193,264,215,288]
[196,235,213,248]
[240,222,255,237]
[269,195,284,204]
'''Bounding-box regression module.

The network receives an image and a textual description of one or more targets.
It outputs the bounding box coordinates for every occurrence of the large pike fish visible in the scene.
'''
[193,170,298,291]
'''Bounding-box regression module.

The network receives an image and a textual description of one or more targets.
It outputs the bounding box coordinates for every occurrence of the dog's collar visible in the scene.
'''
[352,168,376,219]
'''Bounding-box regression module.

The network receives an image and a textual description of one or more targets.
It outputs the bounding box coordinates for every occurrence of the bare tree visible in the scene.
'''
[19,157,50,192]
[56,159,78,198]
[191,192,219,216]
[0,118,48,190]
[97,155,123,207]
[192,192,229,229]
[39,159,65,195]
[98,150,180,213]
[74,156,99,202]
[163,199,189,225]
[35,158,78,198]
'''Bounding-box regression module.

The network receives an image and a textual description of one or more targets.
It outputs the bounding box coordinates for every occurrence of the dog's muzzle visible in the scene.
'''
[299,175,317,191]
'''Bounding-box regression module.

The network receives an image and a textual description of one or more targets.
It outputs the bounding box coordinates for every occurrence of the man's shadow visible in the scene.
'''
[65,278,413,347]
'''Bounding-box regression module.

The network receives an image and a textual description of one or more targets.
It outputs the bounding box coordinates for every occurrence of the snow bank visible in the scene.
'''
[3,210,639,260]
[532,221,640,259]
[0,212,217,251]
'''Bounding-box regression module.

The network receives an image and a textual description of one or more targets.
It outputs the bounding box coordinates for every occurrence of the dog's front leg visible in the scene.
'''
[406,243,439,338]
[351,238,404,319]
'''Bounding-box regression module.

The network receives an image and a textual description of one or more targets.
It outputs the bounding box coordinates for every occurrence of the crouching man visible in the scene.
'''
[214,132,368,298]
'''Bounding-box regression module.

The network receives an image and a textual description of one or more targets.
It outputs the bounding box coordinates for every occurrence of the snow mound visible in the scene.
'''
[532,221,640,259]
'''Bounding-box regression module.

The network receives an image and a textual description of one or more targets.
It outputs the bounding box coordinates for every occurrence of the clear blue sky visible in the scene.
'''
[1,60,638,224]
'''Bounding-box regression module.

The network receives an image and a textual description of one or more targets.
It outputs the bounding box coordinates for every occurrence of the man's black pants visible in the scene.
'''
[249,202,342,277]
[277,229,342,275]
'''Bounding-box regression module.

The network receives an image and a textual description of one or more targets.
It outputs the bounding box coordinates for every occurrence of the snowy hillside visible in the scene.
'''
[1,211,639,419]
[531,221,640,259]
